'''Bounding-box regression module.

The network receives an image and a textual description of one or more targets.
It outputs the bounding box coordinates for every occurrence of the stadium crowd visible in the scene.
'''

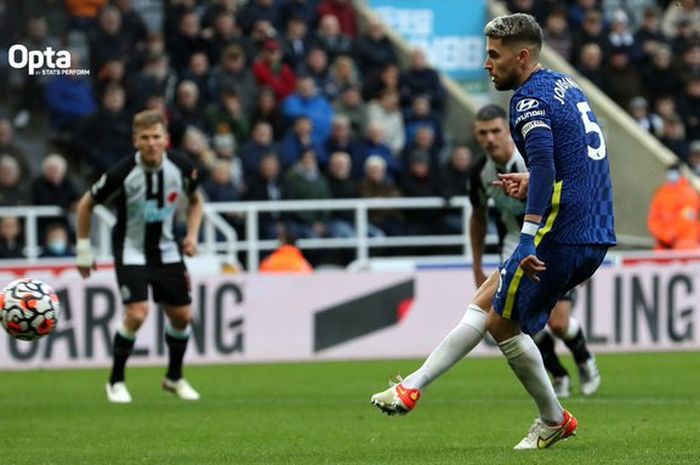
[1,0,699,260]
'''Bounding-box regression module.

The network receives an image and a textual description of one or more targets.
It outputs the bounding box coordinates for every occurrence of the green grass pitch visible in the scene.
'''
[1,352,698,465]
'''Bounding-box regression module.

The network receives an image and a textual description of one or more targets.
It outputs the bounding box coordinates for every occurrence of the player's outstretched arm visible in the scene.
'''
[492,173,529,200]
[182,191,204,257]
[76,192,97,279]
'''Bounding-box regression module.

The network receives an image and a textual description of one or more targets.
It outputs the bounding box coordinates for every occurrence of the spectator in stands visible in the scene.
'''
[367,90,405,156]
[206,85,250,148]
[576,43,608,90]
[605,47,644,109]
[114,0,148,50]
[253,39,297,101]
[259,231,313,274]
[0,156,28,206]
[282,74,335,147]
[66,0,108,30]
[648,163,700,250]
[203,159,242,229]
[660,114,690,161]
[315,14,353,61]
[32,154,80,234]
[404,95,444,152]
[180,126,216,182]
[333,84,367,136]
[681,43,700,81]
[403,125,441,169]
[357,155,406,236]
[282,15,313,74]
[163,0,197,41]
[94,57,133,108]
[240,122,277,180]
[629,96,663,137]
[634,6,665,64]
[325,115,361,171]
[44,52,97,131]
[238,0,282,35]
[169,80,209,147]
[205,10,246,67]
[279,116,325,168]
[40,222,75,258]
[0,119,32,188]
[326,151,357,238]
[662,0,700,39]
[687,140,700,175]
[543,7,572,61]
[398,150,441,235]
[399,48,446,114]
[282,149,332,239]
[168,10,212,73]
[0,216,24,259]
[79,84,133,174]
[356,123,399,179]
[133,53,177,111]
[305,47,334,98]
[641,44,682,101]
[250,87,285,140]
[507,0,550,25]
[568,0,599,30]
[678,76,700,141]
[244,153,284,239]
[608,10,635,58]
[655,94,678,121]
[570,10,610,68]
[316,0,358,38]
[89,5,132,73]
[248,19,278,58]
[363,63,400,102]
[210,44,257,113]
[603,0,658,33]
[440,146,473,233]
[211,131,244,193]
[328,56,361,99]
[354,18,398,79]
[281,0,317,30]
[180,52,217,106]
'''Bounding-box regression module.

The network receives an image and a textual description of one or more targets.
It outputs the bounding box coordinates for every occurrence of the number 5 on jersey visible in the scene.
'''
[576,101,607,160]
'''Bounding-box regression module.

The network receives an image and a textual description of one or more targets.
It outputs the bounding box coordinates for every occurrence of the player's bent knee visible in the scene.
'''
[486,310,520,343]
[166,305,192,329]
[124,302,149,330]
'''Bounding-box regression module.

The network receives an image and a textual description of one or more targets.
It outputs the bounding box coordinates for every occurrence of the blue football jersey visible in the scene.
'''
[509,68,616,246]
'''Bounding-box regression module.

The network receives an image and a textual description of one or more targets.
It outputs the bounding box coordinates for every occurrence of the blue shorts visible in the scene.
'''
[493,243,608,335]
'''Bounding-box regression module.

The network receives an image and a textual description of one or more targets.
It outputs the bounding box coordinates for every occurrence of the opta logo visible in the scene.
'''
[516,98,540,112]
[8,44,70,75]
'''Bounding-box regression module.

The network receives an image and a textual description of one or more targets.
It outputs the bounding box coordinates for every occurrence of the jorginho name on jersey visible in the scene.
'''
[90,151,198,266]
[510,69,616,246]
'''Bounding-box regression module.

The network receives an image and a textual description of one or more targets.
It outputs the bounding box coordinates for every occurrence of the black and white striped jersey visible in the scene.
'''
[469,148,527,259]
[90,151,198,266]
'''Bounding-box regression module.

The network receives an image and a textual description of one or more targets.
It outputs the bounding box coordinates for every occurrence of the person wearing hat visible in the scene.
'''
[252,39,297,101]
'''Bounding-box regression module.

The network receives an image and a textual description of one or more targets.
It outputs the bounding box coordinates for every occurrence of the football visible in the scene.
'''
[0,278,60,341]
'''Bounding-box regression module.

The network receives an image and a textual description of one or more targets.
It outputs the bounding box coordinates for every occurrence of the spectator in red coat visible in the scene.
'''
[316,0,358,38]
[253,39,296,101]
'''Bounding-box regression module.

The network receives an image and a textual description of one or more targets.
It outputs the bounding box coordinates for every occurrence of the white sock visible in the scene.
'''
[498,333,564,425]
[117,323,136,340]
[401,305,487,390]
[563,316,580,341]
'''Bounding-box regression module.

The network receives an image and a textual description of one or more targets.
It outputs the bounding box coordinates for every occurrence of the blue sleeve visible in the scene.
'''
[524,126,554,217]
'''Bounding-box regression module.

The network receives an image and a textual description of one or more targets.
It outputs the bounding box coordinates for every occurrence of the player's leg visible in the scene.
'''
[154,263,199,400]
[370,271,496,415]
[106,266,150,403]
[551,290,600,395]
[535,300,572,398]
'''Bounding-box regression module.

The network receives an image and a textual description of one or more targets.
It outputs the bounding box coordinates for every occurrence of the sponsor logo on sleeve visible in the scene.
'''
[521,120,551,137]
[516,98,540,112]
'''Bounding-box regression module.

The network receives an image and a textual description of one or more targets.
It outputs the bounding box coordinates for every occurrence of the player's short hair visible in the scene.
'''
[475,104,507,122]
[484,13,543,54]
[133,110,167,133]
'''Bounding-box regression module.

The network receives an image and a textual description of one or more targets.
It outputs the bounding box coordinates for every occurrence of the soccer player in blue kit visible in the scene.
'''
[370,13,616,450]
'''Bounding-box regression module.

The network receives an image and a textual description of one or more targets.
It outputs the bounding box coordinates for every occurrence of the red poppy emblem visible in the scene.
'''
[167,191,179,203]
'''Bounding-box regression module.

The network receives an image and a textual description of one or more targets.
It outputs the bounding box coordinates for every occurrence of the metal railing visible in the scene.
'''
[0,206,65,262]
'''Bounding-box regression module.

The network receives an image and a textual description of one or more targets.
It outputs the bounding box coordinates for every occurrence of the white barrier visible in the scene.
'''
[0,258,699,370]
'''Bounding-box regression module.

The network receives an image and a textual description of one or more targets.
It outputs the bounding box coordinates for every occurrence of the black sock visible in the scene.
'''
[110,332,135,385]
[535,332,569,378]
[564,329,592,364]
[165,333,189,381]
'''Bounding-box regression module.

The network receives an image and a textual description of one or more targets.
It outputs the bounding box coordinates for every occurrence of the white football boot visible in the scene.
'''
[578,356,601,396]
[513,410,578,450]
[552,375,571,399]
[106,382,133,403]
[162,378,201,400]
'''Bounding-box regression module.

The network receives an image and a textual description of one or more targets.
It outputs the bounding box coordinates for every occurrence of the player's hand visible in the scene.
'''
[474,267,487,287]
[512,233,546,282]
[76,238,96,279]
[182,235,198,257]
[492,173,529,200]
